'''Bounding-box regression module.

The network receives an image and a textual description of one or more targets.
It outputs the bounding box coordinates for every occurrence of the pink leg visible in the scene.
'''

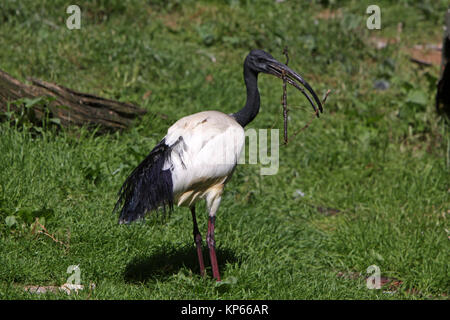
[190,206,205,277]
[207,216,221,281]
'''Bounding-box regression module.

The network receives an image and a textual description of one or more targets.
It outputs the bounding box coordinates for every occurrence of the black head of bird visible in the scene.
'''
[115,49,323,281]
[232,49,323,127]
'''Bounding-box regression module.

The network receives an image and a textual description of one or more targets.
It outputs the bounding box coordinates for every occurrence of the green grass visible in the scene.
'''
[0,0,449,299]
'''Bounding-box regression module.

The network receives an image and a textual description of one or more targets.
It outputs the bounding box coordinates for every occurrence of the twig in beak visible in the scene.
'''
[283,46,289,65]
[322,89,331,106]
[279,47,329,144]
[290,89,332,140]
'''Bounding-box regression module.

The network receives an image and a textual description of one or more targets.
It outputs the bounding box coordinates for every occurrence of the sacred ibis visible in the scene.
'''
[114,49,323,281]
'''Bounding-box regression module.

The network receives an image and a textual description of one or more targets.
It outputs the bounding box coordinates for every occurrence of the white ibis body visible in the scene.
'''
[115,49,323,281]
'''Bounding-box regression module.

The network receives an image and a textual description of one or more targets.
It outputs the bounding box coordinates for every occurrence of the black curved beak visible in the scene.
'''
[266,58,323,117]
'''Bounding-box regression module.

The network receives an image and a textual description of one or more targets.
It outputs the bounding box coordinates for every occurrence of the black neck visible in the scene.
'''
[232,65,260,127]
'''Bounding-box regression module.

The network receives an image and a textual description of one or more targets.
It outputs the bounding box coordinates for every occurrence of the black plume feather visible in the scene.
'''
[114,139,174,224]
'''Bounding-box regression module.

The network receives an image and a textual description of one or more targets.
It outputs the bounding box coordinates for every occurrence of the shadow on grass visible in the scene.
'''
[123,244,240,283]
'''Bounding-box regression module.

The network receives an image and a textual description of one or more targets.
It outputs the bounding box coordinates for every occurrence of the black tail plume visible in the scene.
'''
[114,139,174,224]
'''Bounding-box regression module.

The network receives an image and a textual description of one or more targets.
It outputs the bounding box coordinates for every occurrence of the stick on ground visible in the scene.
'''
[0,69,147,133]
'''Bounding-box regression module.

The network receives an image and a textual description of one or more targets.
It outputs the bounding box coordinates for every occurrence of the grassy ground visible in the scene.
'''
[0,0,449,299]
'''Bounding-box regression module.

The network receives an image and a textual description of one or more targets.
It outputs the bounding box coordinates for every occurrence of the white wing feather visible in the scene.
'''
[162,111,245,206]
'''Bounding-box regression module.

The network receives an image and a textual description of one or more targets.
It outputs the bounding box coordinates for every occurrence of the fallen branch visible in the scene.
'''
[0,69,147,132]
